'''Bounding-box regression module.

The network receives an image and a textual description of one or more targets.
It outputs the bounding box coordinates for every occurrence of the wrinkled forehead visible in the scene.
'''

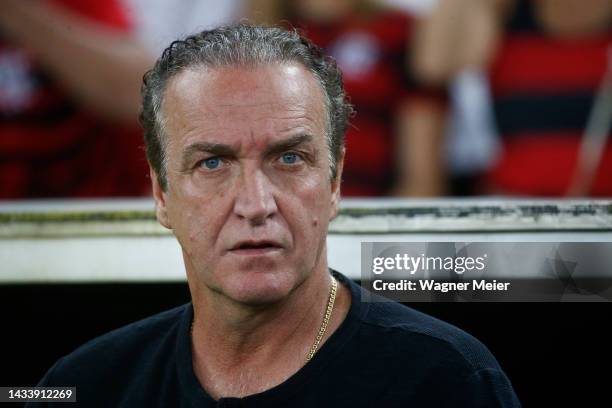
[163,62,327,117]
[160,62,329,151]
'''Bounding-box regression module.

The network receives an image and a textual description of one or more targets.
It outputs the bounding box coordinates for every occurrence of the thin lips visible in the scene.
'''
[230,240,284,251]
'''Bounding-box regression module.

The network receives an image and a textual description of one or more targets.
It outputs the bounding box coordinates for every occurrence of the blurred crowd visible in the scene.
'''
[1,0,610,199]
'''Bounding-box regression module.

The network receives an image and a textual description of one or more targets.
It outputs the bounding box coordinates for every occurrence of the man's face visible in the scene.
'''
[152,63,343,305]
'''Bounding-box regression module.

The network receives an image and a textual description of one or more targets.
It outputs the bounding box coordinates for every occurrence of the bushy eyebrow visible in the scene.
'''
[180,142,236,171]
[180,133,315,170]
[264,133,314,157]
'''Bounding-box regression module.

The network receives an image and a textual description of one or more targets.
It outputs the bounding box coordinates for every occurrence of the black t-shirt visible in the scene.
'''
[29,271,520,407]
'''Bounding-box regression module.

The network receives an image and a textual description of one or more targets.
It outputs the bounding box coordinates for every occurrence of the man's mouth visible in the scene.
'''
[229,240,283,255]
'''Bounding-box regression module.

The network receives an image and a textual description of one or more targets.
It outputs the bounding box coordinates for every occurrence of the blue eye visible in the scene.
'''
[281,153,299,164]
[201,157,221,169]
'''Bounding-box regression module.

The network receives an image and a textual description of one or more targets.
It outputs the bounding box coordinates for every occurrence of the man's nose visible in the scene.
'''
[233,167,278,225]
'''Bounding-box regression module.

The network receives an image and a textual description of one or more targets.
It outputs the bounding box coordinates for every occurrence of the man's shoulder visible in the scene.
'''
[70,303,187,356]
[352,294,520,406]
[359,293,503,373]
[42,304,189,386]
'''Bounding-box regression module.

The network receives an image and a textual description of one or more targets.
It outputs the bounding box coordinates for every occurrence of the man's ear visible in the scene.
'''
[329,148,345,220]
[150,167,171,229]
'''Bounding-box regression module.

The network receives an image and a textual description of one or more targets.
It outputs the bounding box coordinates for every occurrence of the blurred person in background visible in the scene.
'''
[417,0,612,196]
[0,0,151,198]
[250,0,448,196]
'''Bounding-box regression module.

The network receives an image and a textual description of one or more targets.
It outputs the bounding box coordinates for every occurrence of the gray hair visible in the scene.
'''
[140,23,353,191]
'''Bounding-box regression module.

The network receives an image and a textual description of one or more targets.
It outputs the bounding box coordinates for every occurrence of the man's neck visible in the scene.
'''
[189,268,351,399]
[195,267,332,359]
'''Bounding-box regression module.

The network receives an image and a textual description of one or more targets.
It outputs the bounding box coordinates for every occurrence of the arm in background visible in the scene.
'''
[392,99,447,197]
[0,0,153,122]
[412,0,510,84]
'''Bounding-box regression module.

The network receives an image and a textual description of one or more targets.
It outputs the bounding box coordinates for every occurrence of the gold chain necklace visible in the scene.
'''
[190,275,338,363]
[306,275,338,362]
